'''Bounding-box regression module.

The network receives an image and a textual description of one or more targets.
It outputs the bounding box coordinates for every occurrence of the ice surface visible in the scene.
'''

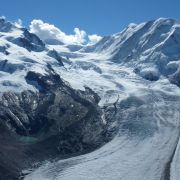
[25,97,180,180]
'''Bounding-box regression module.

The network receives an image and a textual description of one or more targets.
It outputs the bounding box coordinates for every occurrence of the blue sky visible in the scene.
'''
[0,0,179,36]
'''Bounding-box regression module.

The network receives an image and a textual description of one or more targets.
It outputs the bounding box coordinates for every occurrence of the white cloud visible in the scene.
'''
[29,19,102,45]
[88,34,102,44]
[29,19,87,45]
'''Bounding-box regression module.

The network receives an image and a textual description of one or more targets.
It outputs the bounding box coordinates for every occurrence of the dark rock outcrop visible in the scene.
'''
[0,71,106,180]
[47,49,64,66]
[10,29,45,52]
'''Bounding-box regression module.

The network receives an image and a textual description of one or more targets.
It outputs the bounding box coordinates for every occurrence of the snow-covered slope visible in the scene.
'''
[0,17,65,95]
[44,19,180,105]
[1,17,180,180]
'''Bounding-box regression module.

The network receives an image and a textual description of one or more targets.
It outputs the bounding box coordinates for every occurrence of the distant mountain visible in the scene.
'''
[82,18,180,85]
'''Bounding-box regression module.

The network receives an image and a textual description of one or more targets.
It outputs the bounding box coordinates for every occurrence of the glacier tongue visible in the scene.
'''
[24,96,180,180]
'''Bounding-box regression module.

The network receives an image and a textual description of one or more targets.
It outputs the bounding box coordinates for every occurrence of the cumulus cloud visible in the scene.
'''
[88,34,102,44]
[29,19,87,45]
[29,19,102,45]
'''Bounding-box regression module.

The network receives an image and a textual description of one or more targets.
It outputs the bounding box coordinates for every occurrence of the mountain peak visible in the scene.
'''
[0,17,15,32]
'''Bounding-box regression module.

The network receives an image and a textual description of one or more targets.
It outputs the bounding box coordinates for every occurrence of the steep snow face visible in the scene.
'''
[86,18,180,60]
[80,18,180,86]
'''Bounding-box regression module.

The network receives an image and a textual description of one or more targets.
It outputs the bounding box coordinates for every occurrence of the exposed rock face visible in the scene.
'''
[47,49,64,66]
[12,29,45,52]
[0,71,106,180]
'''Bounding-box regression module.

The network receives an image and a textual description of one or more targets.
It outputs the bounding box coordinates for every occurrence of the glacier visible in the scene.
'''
[0,17,180,180]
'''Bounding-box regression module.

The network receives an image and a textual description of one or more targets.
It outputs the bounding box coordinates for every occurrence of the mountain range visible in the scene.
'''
[0,17,180,180]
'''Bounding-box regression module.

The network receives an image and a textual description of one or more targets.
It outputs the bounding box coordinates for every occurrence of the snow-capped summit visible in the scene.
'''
[85,18,180,57]
[0,18,64,94]
[111,18,180,63]
[77,18,180,86]
[0,17,15,32]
